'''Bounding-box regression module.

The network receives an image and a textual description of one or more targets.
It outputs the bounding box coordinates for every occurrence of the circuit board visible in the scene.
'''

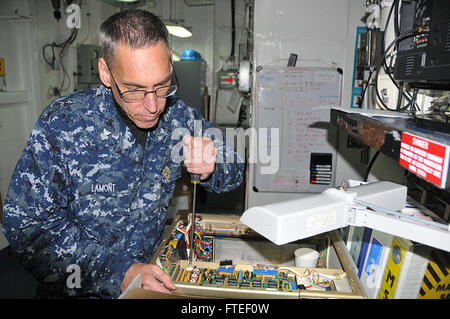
[155,218,344,296]
[166,264,301,292]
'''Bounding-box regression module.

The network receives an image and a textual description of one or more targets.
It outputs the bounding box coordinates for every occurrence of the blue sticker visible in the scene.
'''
[365,238,383,281]
[392,245,402,264]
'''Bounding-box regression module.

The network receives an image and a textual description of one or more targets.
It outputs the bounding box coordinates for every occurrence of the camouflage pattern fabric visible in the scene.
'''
[2,85,244,298]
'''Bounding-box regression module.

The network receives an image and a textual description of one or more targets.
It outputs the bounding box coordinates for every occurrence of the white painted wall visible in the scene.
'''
[36,0,118,109]
[0,0,41,199]
[247,0,374,208]
[0,0,118,249]
[0,0,43,249]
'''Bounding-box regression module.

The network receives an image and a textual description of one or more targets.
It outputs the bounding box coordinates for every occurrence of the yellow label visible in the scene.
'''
[0,58,5,76]
[418,250,450,299]
[378,237,406,299]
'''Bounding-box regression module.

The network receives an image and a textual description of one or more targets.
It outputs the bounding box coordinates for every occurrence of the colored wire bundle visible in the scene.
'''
[301,269,331,289]
[163,264,172,274]
[176,221,212,260]
[278,266,346,290]
[175,220,189,245]
[193,227,212,259]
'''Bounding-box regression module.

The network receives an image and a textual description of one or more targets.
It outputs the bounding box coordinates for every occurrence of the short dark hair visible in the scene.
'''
[99,9,170,65]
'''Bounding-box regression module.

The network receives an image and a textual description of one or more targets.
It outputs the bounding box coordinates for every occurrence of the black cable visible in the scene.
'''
[374,30,417,111]
[382,53,415,105]
[393,0,400,38]
[42,44,55,66]
[411,88,419,111]
[385,0,398,35]
[360,1,397,107]
[381,0,397,70]
[59,58,70,94]
[42,28,78,57]
[396,81,404,111]
[377,0,416,110]
[51,29,78,93]
[360,70,373,106]
[219,0,237,72]
[59,29,78,93]
[364,150,380,182]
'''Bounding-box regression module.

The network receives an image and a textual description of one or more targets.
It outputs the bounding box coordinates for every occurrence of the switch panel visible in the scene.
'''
[76,44,102,85]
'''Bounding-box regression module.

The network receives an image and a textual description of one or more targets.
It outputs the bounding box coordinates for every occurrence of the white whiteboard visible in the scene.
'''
[253,66,342,193]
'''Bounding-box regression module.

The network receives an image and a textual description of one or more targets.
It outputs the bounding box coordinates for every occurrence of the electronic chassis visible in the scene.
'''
[139,213,365,299]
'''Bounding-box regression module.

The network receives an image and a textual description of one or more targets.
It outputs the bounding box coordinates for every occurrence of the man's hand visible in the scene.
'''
[121,263,176,294]
[183,135,217,181]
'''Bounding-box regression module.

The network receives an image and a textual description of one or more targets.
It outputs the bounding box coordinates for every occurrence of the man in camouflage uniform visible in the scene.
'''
[2,10,244,298]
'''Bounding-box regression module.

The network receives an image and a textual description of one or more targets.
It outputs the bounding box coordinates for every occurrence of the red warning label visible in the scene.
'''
[399,132,449,188]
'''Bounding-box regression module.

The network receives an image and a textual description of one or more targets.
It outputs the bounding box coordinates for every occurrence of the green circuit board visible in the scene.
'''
[165,264,300,292]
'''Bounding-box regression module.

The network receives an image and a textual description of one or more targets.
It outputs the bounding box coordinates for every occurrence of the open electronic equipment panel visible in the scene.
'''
[150,213,365,299]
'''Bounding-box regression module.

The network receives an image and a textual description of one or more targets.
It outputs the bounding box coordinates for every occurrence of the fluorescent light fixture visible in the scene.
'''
[184,0,214,6]
[101,0,147,7]
[166,25,192,38]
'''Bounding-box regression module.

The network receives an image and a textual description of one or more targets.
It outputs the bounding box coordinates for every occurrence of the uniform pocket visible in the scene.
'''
[75,191,131,245]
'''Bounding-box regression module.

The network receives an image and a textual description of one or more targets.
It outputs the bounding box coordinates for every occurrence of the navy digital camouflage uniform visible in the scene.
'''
[2,85,244,298]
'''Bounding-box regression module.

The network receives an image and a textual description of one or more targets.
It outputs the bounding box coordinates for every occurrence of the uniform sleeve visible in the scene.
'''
[2,121,135,298]
[182,104,245,193]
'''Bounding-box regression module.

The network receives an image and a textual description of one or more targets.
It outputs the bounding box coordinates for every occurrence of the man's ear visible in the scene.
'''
[98,57,111,88]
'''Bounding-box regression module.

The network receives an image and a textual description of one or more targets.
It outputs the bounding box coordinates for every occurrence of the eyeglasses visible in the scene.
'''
[107,64,178,103]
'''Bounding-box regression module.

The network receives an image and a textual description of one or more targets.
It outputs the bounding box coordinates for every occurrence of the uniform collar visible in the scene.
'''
[92,86,172,162]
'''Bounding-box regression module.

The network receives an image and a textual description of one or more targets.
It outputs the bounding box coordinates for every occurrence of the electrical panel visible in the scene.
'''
[218,70,238,89]
[184,0,215,6]
[394,0,450,89]
[76,44,102,85]
[173,60,207,115]
[357,30,385,68]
